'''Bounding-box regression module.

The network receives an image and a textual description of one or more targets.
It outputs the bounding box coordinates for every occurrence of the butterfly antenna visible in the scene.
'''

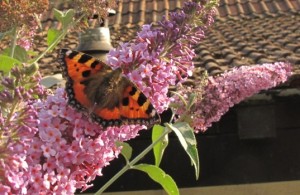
[88,103,98,114]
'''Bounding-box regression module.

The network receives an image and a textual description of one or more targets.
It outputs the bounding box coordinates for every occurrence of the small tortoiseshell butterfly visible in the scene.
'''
[58,49,159,127]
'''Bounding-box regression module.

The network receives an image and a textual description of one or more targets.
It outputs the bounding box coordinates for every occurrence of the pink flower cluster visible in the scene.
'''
[0,101,39,194]
[107,1,217,113]
[176,62,292,132]
[0,88,145,194]
[17,25,38,50]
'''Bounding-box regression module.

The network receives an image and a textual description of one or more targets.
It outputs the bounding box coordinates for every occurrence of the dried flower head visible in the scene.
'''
[0,0,48,32]
[72,0,117,25]
[0,0,49,50]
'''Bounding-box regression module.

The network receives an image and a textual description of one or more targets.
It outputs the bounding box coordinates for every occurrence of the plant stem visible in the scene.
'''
[29,30,67,65]
[9,26,18,58]
[4,99,19,127]
[95,126,172,195]
[29,14,85,65]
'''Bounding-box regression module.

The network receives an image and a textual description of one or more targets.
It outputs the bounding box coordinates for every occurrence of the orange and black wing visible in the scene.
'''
[91,84,159,127]
[59,49,159,127]
[59,49,109,111]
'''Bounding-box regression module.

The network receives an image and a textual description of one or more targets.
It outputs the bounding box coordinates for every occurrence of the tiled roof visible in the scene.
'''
[106,0,300,86]
[197,14,300,75]
[3,0,300,86]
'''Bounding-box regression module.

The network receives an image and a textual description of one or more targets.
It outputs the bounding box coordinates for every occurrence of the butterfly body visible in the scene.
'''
[59,49,158,127]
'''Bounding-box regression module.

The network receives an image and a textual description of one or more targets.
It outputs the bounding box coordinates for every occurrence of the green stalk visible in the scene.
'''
[4,99,19,127]
[95,126,172,195]
[29,14,85,65]
[9,26,18,58]
[28,30,67,65]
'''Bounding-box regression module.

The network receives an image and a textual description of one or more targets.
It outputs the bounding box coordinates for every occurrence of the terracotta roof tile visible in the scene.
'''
[109,0,184,26]
[1,0,300,87]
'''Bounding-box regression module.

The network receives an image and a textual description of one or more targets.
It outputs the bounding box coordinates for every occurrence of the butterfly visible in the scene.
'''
[58,49,159,127]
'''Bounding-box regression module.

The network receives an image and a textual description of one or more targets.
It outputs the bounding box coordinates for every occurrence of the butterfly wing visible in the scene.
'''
[59,49,109,110]
[59,49,159,127]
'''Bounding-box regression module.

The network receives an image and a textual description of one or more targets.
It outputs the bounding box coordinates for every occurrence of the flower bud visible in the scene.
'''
[11,67,21,79]
[24,63,39,76]
[1,77,15,89]
[0,90,13,103]
[15,88,23,100]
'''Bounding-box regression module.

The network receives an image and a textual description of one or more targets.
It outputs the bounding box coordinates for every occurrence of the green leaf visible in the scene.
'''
[47,28,62,47]
[40,74,64,88]
[171,91,187,107]
[2,46,28,62]
[133,164,179,195]
[187,93,197,110]
[152,125,168,166]
[26,50,39,57]
[167,122,200,180]
[0,55,21,74]
[62,9,75,29]
[14,46,29,62]
[54,8,75,29]
[23,63,39,76]
[53,8,64,23]
[116,142,133,162]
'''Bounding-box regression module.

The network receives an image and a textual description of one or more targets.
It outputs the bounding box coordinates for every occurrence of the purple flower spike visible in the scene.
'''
[176,62,292,132]
[108,1,217,113]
